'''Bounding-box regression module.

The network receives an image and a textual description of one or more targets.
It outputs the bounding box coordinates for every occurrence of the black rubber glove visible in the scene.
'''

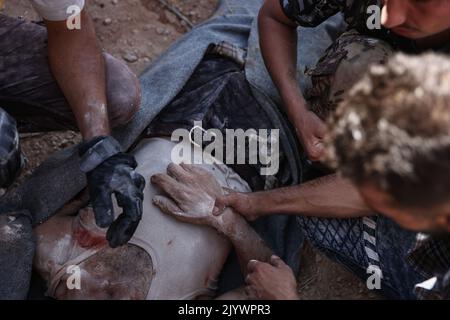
[78,136,145,248]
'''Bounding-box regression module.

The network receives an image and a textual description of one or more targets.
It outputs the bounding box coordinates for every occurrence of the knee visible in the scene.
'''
[0,109,24,189]
[104,53,141,128]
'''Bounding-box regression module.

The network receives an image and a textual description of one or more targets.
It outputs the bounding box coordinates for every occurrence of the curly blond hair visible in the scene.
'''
[326,53,450,208]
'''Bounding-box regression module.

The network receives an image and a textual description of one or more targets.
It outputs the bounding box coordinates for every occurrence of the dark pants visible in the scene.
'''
[0,14,140,299]
[297,213,426,299]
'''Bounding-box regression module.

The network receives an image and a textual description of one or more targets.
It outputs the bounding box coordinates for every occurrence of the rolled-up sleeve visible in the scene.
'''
[280,0,345,27]
[29,0,85,21]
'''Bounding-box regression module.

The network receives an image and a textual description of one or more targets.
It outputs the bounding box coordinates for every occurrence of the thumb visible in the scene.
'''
[316,120,328,138]
[270,255,284,268]
[152,195,182,217]
[213,194,232,216]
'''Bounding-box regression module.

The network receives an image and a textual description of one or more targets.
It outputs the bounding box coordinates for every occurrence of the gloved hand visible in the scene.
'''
[78,136,145,248]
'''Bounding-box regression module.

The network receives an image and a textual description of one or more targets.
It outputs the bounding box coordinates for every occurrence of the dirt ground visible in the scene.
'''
[2,0,380,300]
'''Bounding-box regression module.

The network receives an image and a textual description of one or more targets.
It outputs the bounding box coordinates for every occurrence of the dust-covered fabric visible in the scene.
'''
[297,214,427,299]
[0,210,35,299]
[407,234,450,300]
[305,29,394,119]
[29,0,85,21]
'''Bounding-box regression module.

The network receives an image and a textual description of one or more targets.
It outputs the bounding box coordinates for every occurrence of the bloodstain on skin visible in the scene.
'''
[74,225,107,248]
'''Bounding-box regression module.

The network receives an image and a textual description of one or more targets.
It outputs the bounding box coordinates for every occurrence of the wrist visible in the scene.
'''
[78,135,122,173]
[244,192,267,218]
[213,207,247,238]
[281,90,308,115]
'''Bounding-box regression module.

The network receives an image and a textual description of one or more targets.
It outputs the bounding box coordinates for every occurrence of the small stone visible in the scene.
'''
[164,11,178,24]
[103,18,112,26]
[111,0,118,4]
[122,52,138,63]
[156,27,165,35]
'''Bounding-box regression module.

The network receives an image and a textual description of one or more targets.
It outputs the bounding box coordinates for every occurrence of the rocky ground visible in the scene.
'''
[2,0,379,300]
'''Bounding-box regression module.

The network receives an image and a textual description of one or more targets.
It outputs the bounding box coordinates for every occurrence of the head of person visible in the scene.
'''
[381,0,450,40]
[34,208,152,299]
[326,53,450,233]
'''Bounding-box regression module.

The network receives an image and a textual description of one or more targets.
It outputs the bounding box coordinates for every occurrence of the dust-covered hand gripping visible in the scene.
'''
[78,136,145,248]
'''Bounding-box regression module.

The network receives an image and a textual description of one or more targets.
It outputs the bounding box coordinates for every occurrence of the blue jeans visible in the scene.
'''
[297,214,427,299]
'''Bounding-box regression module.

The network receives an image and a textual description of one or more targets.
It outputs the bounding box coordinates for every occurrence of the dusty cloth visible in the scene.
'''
[29,0,85,21]
[0,210,35,299]
[305,29,394,119]
[147,53,299,191]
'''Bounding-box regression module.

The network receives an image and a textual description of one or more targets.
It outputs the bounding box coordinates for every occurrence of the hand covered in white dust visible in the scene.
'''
[151,163,226,228]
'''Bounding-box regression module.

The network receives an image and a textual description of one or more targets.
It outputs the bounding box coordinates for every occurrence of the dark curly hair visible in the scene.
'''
[326,53,450,209]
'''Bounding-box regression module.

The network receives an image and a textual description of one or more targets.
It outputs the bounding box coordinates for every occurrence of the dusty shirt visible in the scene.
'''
[29,0,85,21]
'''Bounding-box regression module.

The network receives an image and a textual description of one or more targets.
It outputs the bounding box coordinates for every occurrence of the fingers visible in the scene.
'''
[213,196,227,216]
[131,171,146,193]
[244,285,259,300]
[247,259,260,273]
[316,120,328,137]
[152,195,183,217]
[90,188,115,228]
[116,191,143,222]
[119,153,138,169]
[270,255,284,267]
[151,173,183,198]
[179,163,208,175]
[166,163,190,182]
[106,214,140,248]
[110,171,145,246]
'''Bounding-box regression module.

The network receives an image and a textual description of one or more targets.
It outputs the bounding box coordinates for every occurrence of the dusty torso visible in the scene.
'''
[35,137,251,300]
[126,137,251,299]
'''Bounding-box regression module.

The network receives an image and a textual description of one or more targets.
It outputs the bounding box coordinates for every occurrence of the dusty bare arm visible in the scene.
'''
[45,9,110,139]
[217,208,273,274]
[258,0,327,160]
[218,174,372,221]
